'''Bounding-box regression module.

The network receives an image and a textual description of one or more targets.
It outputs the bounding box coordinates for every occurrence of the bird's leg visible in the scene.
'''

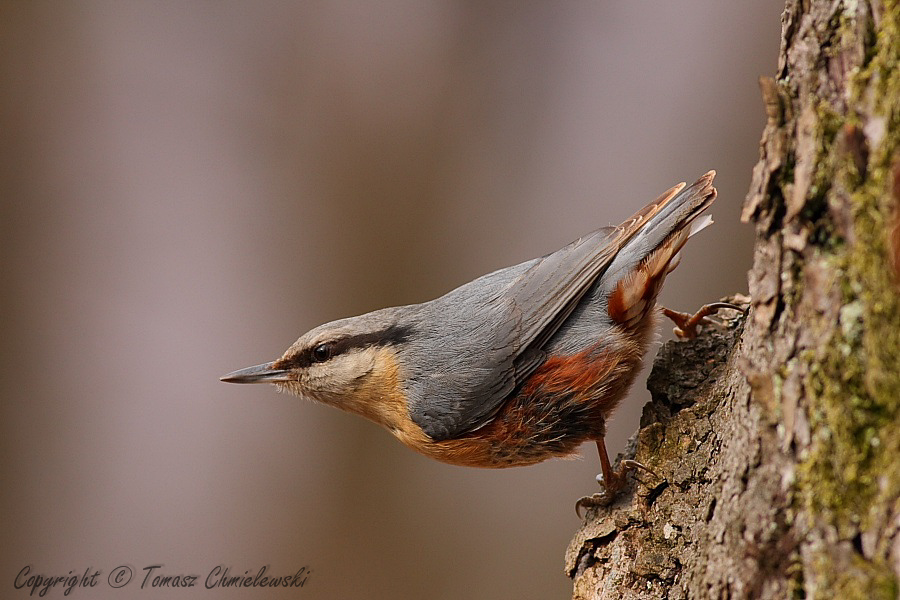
[575,440,657,517]
[596,438,625,491]
[660,301,744,339]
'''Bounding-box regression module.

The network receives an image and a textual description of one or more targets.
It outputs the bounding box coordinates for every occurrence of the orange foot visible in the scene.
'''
[575,439,659,518]
[660,302,744,339]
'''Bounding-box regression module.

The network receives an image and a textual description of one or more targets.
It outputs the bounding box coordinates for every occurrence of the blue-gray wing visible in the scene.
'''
[406,177,707,441]
[406,225,627,441]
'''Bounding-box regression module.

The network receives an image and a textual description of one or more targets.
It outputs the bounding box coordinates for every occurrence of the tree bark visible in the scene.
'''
[566,1,900,598]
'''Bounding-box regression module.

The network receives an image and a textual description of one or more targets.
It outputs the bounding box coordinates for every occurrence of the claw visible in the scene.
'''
[575,492,614,518]
[576,443,660,517]
[620,459,658,479]
[661,302,744,339]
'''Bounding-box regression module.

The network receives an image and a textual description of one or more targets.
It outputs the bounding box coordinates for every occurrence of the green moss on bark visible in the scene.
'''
[823,553,899,600]
[793,1,900,595]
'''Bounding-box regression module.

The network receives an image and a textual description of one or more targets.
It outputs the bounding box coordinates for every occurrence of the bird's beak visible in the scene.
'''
[220,362,292,384]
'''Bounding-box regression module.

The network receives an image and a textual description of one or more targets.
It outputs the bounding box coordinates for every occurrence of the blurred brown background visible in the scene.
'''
[1,2,782,599]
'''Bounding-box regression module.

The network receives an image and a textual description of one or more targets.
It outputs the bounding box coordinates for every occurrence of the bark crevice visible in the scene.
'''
[568,2,900,597]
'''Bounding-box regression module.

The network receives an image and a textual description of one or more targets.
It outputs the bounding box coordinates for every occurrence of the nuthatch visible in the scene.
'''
[222,171,732,504]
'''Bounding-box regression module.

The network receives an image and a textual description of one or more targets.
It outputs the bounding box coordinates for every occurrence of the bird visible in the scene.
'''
[222,171,734,506]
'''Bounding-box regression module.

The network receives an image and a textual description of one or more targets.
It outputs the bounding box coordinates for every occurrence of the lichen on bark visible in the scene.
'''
[779,0,900,594]
[568,1,900,598]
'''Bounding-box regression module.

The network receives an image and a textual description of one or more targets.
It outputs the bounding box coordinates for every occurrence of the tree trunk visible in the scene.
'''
[566,1,900,598]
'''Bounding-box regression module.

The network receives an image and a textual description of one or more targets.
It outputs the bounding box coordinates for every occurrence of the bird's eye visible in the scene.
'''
[312,343,333,362]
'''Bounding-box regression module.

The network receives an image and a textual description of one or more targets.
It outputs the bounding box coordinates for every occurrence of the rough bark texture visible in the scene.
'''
[567,1,900,598]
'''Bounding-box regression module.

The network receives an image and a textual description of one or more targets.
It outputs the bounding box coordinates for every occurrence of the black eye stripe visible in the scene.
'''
[331,325,413,354]
[277,325,414,370]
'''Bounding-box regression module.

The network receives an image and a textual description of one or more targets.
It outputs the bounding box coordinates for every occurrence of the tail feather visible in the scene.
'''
[605,171,716,327]
[688,214,714,237]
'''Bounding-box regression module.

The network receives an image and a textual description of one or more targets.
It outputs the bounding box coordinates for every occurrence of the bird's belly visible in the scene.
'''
[413,341,643,468]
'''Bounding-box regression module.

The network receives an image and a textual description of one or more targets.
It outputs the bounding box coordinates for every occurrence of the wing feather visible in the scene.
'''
[408,174,715,440]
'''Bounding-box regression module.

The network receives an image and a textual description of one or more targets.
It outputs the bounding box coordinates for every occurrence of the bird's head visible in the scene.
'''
[221,308,416,428]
